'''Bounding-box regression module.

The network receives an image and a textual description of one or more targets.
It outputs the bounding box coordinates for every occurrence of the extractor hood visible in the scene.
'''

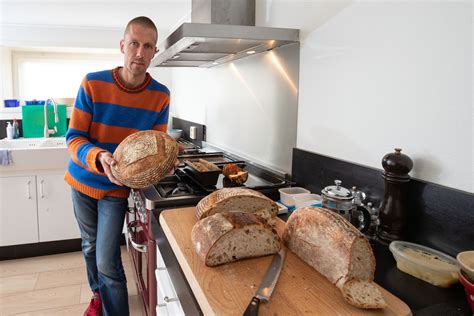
[151,0,299,68]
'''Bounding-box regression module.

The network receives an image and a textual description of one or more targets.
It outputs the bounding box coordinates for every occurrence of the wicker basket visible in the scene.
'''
[111,130,178,189]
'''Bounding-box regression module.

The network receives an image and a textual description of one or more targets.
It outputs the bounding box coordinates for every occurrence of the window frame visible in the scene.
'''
[12,50,122,100]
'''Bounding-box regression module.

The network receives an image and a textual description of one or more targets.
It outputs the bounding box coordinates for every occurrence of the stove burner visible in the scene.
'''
[177,138,199,150]
[171,182,195,196]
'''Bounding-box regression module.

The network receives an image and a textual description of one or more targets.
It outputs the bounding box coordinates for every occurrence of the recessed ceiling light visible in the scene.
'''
[212,62,219,65]
[246,50,256,54]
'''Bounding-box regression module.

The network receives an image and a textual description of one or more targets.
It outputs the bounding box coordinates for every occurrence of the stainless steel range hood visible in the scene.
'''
[151,0,299,68]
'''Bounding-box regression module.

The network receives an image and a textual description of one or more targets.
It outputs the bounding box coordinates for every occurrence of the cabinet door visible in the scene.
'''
[37,173,80,242]
[0,176,39,246]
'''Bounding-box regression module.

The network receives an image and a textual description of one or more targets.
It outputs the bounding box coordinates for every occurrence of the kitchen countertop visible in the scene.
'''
[152,209,471,315]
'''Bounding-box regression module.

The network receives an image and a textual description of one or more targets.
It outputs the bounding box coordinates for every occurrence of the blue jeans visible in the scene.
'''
[71,188,129,316]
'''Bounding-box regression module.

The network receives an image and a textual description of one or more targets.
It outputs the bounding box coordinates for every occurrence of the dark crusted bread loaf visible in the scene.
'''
[283,206,385,309]
[191,211,281,267]
[223,163,249,184]
[195,188,278,221]
[111,130,178,189]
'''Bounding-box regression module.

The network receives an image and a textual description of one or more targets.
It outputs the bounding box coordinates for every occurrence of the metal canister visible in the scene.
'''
[321,180,354,221]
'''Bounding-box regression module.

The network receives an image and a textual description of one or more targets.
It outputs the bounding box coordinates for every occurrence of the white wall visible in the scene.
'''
[0,46,13,100]
[253,0,472,192]
[168,0,473,190]
[0,1,191,49]
[1,0,472,192]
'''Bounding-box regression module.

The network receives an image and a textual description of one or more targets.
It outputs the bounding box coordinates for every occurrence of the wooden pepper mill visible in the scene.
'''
[377,148,413,243]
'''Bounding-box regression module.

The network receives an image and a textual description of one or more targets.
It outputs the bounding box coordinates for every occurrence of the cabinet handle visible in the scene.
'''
[26,180,31,199]
[40,180,45,198]
[127,220,147,253]
[164,296,178,303]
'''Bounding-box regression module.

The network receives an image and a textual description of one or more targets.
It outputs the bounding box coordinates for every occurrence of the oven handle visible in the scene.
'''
[127,220,148,253]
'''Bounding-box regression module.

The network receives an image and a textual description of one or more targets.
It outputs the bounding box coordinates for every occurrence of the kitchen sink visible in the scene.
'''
[0,137,67,149]
[0,137,70,173]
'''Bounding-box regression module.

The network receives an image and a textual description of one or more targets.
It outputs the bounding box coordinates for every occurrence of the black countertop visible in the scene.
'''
[371,242,470,315]
[151,209,471,316]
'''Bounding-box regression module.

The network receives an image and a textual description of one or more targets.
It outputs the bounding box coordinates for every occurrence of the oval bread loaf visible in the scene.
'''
[195,188,278,221]
[283,206,386,309]
[191,211,281,267]
[111,130,178,189]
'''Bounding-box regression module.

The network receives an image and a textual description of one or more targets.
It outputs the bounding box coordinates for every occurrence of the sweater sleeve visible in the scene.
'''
[66,76,106,175]
[152,99,170,133]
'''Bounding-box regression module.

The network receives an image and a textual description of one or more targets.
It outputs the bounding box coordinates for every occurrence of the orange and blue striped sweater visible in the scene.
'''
[64,67,170,199]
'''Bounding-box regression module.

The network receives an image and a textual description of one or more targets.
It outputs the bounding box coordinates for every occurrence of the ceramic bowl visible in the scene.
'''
[167,129,183,140]
[457,251,474,281]
[459,269,474,313]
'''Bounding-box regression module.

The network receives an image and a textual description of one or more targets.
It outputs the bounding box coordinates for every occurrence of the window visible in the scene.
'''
[13,51,122,100]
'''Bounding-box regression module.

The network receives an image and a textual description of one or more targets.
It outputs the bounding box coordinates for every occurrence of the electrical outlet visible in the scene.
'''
[190,126,197,139]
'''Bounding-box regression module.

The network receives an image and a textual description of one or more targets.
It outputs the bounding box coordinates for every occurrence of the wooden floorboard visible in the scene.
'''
[0,246,145,315]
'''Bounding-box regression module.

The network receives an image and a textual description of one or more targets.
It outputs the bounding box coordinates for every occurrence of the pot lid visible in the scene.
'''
[321,180,353,200]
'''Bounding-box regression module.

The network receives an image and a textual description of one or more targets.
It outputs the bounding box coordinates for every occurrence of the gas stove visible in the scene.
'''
[140,147,289,209]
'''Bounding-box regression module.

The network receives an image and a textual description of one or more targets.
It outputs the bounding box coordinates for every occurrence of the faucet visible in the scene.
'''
[44,98,58,138]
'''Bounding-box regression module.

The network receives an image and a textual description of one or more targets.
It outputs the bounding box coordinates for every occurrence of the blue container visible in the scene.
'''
[25,100,45,106]
[4,99,20,107]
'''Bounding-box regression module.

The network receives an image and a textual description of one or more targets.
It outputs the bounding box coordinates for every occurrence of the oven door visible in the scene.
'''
[126,208,157,316]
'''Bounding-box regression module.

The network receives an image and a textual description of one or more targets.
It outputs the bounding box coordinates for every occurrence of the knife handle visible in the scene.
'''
[243,296,260,316]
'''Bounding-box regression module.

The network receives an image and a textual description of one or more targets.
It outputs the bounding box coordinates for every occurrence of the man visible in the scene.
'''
[65,16,169,316]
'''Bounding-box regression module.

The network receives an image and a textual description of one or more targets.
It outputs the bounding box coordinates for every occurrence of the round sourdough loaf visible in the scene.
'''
[111,130,178,189]
[195,187,279,220]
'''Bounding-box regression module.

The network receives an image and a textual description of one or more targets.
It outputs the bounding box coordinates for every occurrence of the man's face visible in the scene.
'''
[120,24,157,76]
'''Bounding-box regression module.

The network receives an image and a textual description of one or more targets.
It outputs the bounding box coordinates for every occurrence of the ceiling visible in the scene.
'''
[0,1,191,34]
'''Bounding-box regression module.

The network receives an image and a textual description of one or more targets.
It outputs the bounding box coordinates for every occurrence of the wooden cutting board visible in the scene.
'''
[159,207,411,316]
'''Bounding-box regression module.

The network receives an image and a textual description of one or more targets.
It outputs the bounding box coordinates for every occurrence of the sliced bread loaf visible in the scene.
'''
[283,206,385,309]
[342,279,387,309]
[195,188,278,221]
[191,211,281,267]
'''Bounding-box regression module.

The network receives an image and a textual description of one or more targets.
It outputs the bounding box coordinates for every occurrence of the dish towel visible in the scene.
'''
[0,149,12,165]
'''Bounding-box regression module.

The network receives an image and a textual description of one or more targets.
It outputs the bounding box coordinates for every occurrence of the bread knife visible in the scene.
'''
[243,248,287,316]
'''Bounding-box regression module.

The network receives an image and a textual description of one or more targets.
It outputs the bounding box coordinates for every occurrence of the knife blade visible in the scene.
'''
[243,248,287,316]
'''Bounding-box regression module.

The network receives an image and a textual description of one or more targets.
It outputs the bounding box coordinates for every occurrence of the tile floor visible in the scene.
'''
[0,245,144,315]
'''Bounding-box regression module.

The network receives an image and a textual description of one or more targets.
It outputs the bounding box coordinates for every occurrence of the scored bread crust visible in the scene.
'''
[111,130,178,189]
[195,188,278,220]
[191,212,281,267]
[283,206,375,290]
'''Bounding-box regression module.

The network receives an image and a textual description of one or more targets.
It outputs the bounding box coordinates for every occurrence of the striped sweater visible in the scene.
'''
[64,67,170,199]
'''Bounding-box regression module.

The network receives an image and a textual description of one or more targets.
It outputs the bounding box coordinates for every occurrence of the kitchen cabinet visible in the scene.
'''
[37,172,80,242]
[0,175,38,246]
[0,172,80,246]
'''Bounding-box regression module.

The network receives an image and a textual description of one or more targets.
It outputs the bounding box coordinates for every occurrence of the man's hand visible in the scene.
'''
[97,151,124,186]
[168,158,180,176]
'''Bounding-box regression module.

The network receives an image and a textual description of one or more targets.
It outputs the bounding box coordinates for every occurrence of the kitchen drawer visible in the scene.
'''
[156,300,184,316]
[155,268,178,305]
[156,245,166,269]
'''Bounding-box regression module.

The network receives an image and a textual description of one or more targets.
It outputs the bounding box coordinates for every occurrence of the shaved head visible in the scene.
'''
[124,16,158,45]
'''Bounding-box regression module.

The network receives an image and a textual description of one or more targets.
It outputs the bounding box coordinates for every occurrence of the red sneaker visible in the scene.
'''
[84,292,102,316]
